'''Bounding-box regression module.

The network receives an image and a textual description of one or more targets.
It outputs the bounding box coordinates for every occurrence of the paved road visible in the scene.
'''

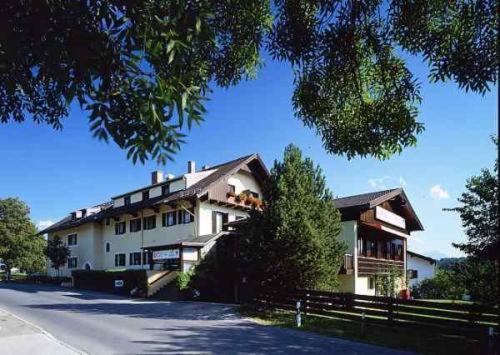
[0,283,411,354]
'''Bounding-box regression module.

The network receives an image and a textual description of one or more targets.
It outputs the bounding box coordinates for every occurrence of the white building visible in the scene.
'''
[407,250,437,287]
[40,154,268,278]
[334,188,424,296]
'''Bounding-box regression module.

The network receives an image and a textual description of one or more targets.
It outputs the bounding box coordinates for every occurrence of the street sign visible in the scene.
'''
[114,280,124,287]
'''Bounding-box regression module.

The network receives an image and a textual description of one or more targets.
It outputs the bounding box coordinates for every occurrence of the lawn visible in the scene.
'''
[239,306,490,355]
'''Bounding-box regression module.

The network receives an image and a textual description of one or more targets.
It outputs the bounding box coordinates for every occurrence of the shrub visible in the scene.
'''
[175,271,193,291]
[411,269,465,300]
[27,274,72,285]
[72,269,147,296]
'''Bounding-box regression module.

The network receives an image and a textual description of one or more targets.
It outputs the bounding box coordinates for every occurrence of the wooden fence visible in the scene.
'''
[256,289,499,332]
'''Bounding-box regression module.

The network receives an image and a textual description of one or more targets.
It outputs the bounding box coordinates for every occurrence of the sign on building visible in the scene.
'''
[152,249,180,260]
[375,206,406,229]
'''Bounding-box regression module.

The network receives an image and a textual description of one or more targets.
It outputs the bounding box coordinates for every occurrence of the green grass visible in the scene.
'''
[239,306,488,355]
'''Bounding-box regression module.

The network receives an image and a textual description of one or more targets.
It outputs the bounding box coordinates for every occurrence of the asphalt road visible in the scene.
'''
[0,283,411,354]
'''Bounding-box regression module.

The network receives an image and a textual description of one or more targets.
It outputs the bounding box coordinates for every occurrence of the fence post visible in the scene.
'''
[295,300,302,327]
[361,312,366,338]
[387,297,394,325]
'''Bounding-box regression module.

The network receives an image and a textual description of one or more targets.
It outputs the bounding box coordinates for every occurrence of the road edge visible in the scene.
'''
[0,307,87,355]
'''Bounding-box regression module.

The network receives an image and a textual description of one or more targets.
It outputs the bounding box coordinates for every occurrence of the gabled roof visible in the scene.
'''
[407,250,436,263]
[333,188,400,209]
[333,188,424,231]
[39,154,268,235]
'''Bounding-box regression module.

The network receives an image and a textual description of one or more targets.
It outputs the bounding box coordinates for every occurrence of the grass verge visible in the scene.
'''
[239,305,490,355]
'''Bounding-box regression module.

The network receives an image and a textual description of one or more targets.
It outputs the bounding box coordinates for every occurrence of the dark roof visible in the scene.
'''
[142,231,236,249]
[333,188,400,209]
[333,188,424,231]
[39,154,268,235]
[407,250,436,263]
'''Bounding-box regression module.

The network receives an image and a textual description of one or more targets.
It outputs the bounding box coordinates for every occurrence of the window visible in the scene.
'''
[124,196,131,205]
[161,184,170,196]
[68,257,77,269]
[67,234,77,246]
[143,215,156,230]
[115,253,126,267]
[228,184,236,194]
[143,251,150,265]
[397,244,403,261]
[105,218,110,226]
[212,212,228,233]
[115,221,126,235]
[357,237,365,256]
[105,242,110,253]
[408,269,418,279]
[367,240,377,257]
[142,190,149,201]
[368,277,375,290]
[130,218,142,233]
[181,209,194,224]
[162,211,177,227]
[129,252,141,266]
[390,243,397,260]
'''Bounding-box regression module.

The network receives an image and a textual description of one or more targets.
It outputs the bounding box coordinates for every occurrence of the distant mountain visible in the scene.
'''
[437,257,466,270]
[422,250,449,260]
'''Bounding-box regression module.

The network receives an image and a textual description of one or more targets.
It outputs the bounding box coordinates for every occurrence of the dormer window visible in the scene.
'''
[142,190,149,201]
[124,196,131,206]
[161,184,170,196]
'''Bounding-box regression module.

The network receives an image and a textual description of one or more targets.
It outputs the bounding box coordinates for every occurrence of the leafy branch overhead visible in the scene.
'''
[0,1,497,163]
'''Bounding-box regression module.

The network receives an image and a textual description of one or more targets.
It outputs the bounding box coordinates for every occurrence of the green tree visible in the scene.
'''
[411,269,466,300]
[0,198,46,279]
[445,137,499,303]
[0,1,496,163]
[239,144,345,295]
[44,235,71,276]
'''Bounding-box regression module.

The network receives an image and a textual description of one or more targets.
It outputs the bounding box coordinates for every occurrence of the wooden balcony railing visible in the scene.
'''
[357,256,404,277]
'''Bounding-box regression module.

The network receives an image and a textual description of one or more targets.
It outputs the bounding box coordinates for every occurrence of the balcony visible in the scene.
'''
[339,254,354,275]
[357,256,404,277]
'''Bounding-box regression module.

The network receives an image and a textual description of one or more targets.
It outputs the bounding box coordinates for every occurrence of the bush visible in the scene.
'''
[27,274,72,285]
[72,269,147,296]
[175,271,193,291]
[411,269,465,300]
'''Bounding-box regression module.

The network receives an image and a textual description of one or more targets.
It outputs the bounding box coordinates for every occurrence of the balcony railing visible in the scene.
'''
[339,254,354,275]
[357,256,404,277]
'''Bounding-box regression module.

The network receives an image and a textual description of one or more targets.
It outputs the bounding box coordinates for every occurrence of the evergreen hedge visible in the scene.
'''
[72,269,148,296]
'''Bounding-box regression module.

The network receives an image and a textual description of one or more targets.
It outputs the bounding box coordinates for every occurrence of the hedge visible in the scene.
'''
[27,275,72,285]
[72,269,148,296]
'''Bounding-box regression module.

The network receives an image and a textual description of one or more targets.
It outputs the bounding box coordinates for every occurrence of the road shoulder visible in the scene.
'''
[0,308,83,355]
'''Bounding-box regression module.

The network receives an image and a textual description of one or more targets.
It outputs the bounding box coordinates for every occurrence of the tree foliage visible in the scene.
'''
[445,137,499,303]
[0,198,46,276]
[0,1,496,162]
[44,235,71,275]
[447,138,499,262]
[239,144,345,294]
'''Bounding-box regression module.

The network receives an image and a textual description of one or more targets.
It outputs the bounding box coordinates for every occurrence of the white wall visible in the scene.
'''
[407,254,436,287]
[227,172,262,196]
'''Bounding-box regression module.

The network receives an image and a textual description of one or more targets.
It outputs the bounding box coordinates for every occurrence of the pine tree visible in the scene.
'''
[240,144,345,294]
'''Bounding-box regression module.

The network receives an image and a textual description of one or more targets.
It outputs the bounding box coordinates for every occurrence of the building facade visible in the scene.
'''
[41,155,424,298]
[335,189,424,296]
[41,154,268,277]
[407,250,436,288]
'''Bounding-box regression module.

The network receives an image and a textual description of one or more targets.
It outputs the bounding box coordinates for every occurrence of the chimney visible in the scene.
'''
[166,173,175,180]
[202,165,210,171]
[188,160,196,174]
[151,170,164,185]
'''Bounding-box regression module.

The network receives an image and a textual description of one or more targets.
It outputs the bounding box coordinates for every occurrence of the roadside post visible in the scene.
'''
[296,300,302,327]
[361,312,366,337]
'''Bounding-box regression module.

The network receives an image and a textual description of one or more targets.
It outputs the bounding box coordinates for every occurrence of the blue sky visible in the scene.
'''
[0,54,497,259]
